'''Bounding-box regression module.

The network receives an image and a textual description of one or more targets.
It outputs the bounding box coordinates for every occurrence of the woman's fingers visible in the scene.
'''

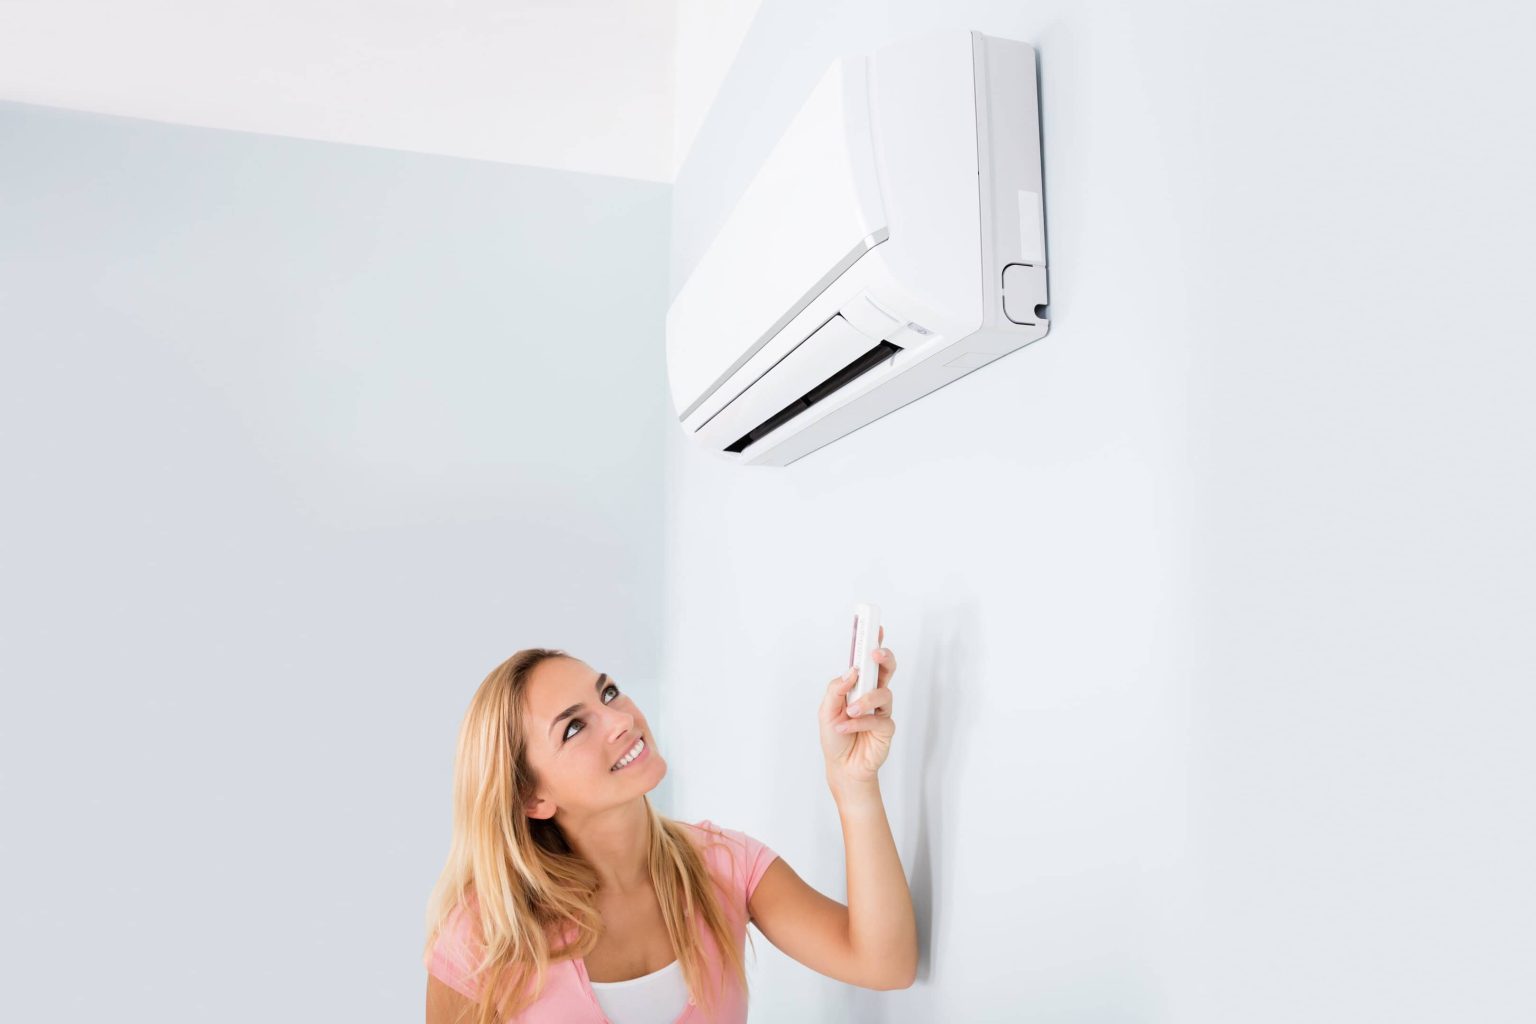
[874,646,897,688]
[835,714,896,735]
[825,667,857,694]
[823,640,896,720]
[821,667,858,720]
[845,684,894,718]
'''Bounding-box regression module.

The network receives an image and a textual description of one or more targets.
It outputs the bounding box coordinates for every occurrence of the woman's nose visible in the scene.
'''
[606,710,636,738]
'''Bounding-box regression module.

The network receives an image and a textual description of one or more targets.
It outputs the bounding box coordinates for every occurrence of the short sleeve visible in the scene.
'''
[740,830,779,902]
[693,819,780,905]
[424,900,484,1001]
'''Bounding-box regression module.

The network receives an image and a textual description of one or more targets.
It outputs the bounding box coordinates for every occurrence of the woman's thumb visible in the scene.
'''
[822,666,857,717]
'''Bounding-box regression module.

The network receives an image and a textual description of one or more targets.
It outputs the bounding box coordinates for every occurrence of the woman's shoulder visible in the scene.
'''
[680,817,766,844]
[425,894,487,1000]
[681,817,747,853]
[426,892,582,1008]
[680,819,780,900]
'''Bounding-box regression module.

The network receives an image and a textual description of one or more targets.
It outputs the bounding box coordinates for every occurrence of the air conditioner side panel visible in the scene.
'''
[975,34,1050,337]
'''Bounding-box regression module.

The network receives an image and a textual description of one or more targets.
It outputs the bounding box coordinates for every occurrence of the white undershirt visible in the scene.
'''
[587,958,688,1024]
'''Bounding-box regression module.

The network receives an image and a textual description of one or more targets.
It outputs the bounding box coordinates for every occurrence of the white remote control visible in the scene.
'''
[848,602,881,709]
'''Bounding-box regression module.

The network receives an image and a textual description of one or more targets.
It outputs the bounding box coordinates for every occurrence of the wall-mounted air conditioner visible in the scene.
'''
[665,30,1049,466]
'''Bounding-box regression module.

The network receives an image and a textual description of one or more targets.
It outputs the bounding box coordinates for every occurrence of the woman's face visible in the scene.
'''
[520,657,665,821]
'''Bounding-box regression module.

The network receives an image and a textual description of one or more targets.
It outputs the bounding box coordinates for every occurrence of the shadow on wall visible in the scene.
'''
[840,600,974,1021]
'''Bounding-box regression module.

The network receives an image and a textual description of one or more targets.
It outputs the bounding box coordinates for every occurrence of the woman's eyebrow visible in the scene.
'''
[548,673,608,739]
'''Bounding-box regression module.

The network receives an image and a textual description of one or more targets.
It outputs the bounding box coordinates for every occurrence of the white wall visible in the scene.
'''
[671,0,767,175]
[0,101,672,1022]
[662,2,1536,1021]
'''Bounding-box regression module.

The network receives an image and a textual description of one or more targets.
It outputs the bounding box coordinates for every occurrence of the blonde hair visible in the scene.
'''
[423,648,752,1023]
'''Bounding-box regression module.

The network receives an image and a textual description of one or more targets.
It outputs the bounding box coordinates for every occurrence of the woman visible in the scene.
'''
[422,631,917,1023]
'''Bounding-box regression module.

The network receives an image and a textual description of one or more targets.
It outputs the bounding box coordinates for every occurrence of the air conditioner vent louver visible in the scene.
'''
[726,340,902,454]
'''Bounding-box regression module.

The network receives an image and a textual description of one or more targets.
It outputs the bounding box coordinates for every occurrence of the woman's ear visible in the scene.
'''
[524,793,557,820]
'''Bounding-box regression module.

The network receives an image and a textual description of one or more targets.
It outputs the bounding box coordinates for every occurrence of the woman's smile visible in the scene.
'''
[610,735,651,772]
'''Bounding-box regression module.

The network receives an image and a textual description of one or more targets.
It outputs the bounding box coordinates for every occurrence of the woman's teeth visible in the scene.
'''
[611,738,645,771]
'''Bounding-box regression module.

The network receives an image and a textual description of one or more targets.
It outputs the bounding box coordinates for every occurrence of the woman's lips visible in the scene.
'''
[611,736,651,772]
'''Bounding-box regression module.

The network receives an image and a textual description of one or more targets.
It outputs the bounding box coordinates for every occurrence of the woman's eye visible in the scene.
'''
[563,684,621,742]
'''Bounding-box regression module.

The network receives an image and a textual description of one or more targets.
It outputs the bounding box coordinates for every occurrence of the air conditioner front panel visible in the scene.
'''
[665,56,887,420]
[866,30,985,334]
[679,246,892,432]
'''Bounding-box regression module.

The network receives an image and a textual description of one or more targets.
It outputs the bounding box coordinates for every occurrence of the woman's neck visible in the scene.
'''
[561,797,652,896]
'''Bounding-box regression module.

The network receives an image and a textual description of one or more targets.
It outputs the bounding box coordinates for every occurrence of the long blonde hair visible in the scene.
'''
[423,648,752,1023]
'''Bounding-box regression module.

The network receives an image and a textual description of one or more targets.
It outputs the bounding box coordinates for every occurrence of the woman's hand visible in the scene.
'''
[819,626,897,788]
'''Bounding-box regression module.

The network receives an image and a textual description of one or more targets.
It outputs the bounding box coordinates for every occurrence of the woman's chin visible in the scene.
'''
[615,752,665,788]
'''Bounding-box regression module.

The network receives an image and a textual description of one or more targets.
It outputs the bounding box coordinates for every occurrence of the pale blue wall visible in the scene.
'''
[0,101,671,1021]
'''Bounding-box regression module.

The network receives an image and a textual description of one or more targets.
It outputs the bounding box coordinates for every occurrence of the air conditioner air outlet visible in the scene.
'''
[726,339,901,454]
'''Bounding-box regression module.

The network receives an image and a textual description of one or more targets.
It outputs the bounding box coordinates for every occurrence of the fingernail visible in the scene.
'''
[848,704,860,716]
[845,666,857,680]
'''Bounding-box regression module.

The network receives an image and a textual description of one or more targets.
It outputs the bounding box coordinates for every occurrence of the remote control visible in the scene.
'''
[847,602,881,710]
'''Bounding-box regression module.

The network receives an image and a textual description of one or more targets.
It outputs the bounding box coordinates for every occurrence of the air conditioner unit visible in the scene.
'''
[665,30,1049,467]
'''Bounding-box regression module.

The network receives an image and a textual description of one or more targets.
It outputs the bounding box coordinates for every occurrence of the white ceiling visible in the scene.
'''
[0,0,678,182]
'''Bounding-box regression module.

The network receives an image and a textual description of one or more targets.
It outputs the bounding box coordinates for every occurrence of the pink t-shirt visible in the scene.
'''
[425,820,779,1023]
